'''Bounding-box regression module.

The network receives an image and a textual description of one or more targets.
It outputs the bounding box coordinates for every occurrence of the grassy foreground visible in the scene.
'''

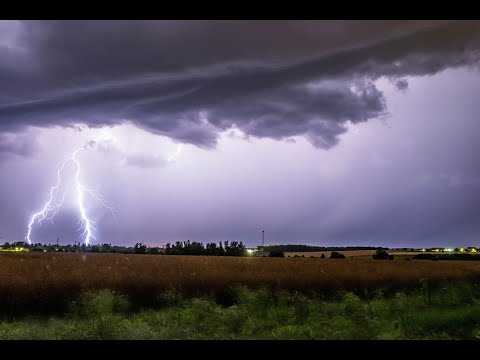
[2,281,480,339]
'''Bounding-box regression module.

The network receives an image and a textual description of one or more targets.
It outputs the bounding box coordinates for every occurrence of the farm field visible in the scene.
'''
[2,251,480,316]
[2,252,480,339]
[284,250,449,258]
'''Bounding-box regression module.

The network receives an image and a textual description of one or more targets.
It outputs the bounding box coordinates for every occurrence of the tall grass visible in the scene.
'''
[2,252,480,317]
[2,282,480,339]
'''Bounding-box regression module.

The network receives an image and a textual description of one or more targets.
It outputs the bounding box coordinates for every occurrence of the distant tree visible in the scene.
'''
[134,243,147,254]
[101,243,111,252]
[147,247,160,255]
[373,249,394,260]
[263,244,382,253]
[206,242,218,256]
[330,251,345,259]
[14,241,29,248]
[217,242,225,256]
[225,241,246,256]
[320,253,325,258]
[189,241,205,255]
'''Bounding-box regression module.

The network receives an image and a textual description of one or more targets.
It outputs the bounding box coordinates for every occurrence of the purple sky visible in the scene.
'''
[1,20,480,248]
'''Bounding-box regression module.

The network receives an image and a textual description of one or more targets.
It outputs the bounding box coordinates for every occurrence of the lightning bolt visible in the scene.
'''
[167,144,183,162]
[26,135,180,245]
[25,145,116,245]
[26,156,72,244]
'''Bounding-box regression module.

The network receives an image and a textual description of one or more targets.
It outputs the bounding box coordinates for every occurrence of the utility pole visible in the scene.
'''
[262,230,265,248]
[56,237,59,246]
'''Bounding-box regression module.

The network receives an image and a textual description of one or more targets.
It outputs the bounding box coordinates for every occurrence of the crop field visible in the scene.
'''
[2,251,480,316]
[3,252,480,339]
[284,250,445,258]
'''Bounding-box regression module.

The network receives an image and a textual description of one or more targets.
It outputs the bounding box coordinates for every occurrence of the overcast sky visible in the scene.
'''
[1,20,480,248]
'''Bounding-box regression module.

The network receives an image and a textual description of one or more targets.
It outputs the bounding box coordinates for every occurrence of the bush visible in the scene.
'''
[320,253,325,258]
[269,250,285,258]
[330,251,345,259]
[412,253,438,261]
[373,249,394,260]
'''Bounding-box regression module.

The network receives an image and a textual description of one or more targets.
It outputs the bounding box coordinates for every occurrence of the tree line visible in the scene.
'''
[1,240,247,256]
[263,244,387,252]
[163,240,246,256]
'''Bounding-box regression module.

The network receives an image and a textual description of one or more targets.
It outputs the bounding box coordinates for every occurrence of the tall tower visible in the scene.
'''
[262,230,265,248]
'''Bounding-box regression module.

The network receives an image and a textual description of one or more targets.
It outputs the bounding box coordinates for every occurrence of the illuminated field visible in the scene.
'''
[3,252,480,315]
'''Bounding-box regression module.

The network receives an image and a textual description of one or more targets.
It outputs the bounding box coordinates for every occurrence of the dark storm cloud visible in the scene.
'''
[1,20,480,148]
[393,78,409,91]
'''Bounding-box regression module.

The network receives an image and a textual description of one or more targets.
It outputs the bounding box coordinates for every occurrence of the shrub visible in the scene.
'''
[320,253,325,258]
[373,249,394,260]
[269,250,285,258]
[330,251,345,259]
[412,253,437,261]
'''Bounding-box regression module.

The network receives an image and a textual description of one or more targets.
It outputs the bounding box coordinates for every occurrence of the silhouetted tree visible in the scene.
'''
[147,247,160,255]
[206,242,218,256]
[134,242,147,254]
[225,241,247,256]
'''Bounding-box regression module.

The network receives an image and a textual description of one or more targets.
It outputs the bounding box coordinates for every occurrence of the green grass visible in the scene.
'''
[2,281,480,339]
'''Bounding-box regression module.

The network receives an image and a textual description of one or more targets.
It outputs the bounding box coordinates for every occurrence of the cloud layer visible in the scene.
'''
[1,20,480,153]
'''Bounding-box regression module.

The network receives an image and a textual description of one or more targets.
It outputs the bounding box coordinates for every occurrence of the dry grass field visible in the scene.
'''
[2,251,480,338]
[2,251,480,316]
[284,250,442,258]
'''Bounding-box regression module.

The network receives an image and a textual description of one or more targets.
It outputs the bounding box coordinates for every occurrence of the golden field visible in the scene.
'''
[284,250,441,258]
[2,252,480,305]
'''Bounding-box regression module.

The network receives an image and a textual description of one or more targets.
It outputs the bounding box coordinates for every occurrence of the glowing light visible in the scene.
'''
[25,144,116,245]
[26,156,72,244]
[0,247,28,252]
[26,134,181,245]
[167,144,183,162]
[246,249,255,254]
